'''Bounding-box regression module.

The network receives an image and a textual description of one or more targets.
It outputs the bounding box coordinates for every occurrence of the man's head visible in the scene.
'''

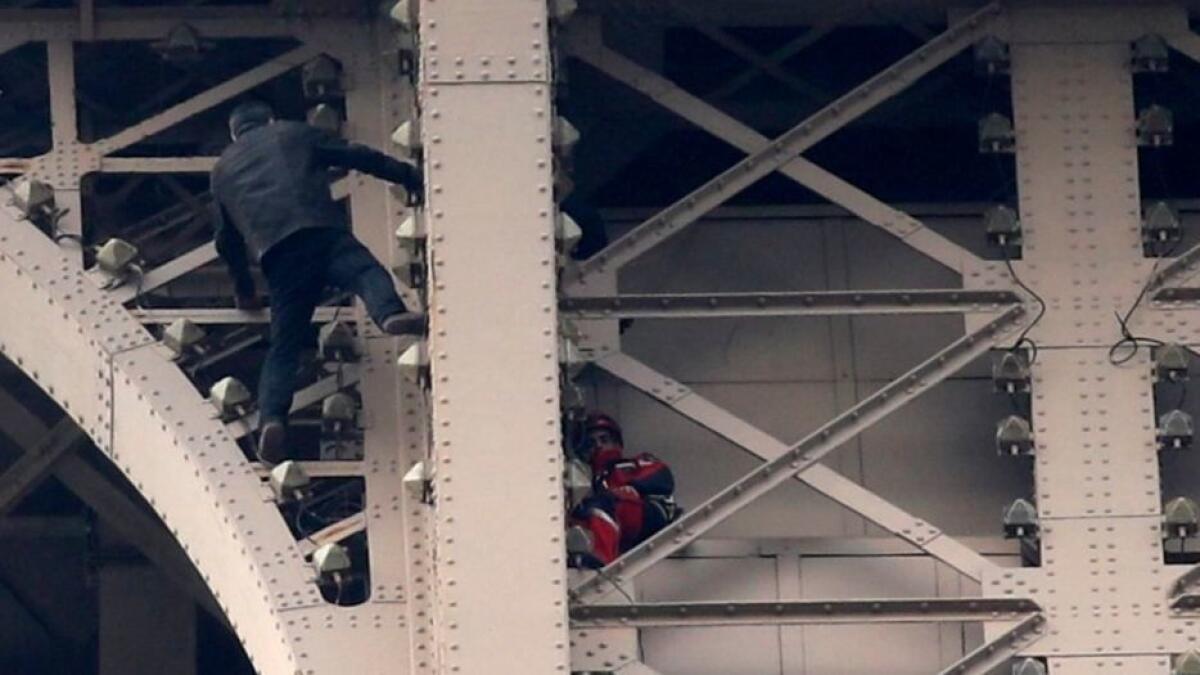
[581,412,623,460]
[228,101,275,140]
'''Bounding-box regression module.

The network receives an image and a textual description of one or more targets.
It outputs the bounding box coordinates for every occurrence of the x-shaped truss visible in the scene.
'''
[561,5,1048,669]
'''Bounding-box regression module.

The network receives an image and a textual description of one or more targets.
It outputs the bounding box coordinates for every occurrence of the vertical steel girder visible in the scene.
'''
[596,352,1000,583]
[974,10,1193,672]
[340,24,433,673]
[563,2,1001,291]
[419,1,569,671]
[571,306,1026,601]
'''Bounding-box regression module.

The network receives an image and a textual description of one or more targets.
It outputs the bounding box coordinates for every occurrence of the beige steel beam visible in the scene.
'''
[131,307,343,324]
[570,598,1040,628]
[562,289,1019,319]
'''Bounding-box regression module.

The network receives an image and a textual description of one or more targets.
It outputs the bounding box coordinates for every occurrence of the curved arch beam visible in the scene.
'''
[0,206,407,672]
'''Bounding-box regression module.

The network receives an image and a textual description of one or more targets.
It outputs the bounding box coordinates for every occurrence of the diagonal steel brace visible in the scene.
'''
[571,305,1026,600]
[563,2,1001,290]
[597,351,1000,582]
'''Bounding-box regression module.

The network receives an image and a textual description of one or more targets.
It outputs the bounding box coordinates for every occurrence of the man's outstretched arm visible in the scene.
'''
[314,137,424,194]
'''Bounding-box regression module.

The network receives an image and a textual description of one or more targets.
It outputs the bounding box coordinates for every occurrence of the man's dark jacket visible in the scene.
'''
[211,120,422,292]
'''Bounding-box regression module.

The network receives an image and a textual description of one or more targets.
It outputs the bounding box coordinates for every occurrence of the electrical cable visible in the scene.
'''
[1108,235,1180,366]
[1000,251,1046,365]
[1110,100,1181,365]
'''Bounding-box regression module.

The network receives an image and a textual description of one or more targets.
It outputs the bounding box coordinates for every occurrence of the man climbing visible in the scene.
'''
[567,412,680,569]
[211,100,424,464]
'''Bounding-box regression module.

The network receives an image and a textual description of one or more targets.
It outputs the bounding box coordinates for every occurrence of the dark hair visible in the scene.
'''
[228,101,274,138]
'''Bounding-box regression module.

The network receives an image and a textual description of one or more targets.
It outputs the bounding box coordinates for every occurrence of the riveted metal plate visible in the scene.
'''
[423,74,568,670]
[980,9,1191,667]
[0,224,115,452]
[984,518,1187,658]
[421,0,551,84]
[343,32,430,671]
[0,208,155,354]
[1011,43,1148,347]
[1030,352,1159,519]
[112,344,317,662]
[571,628,641,672]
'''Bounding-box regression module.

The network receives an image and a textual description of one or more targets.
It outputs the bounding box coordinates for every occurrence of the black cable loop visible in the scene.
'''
[1000,252,1045,365]
[1109,235,1181,366]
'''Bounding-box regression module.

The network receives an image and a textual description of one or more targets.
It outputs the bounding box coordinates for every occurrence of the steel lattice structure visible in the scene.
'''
[3,1,1200,674]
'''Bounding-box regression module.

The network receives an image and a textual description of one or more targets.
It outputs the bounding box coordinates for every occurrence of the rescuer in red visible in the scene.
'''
[567,413,679,569]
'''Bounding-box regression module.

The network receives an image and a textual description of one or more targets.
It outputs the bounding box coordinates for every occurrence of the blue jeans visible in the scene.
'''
[257,227,406,422]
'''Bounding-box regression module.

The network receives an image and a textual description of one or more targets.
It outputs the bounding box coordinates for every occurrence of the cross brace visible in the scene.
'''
[597,352,999,582]
[572,305,1026,600]
[563,3,1000,290]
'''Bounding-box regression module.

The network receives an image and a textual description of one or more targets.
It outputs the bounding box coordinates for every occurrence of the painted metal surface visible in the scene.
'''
[420,1,570,671]
[977,9,1187,673]
[0,209,306,672]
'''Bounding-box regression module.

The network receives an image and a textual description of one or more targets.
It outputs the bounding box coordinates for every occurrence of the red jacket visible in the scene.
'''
[591,447,675,498]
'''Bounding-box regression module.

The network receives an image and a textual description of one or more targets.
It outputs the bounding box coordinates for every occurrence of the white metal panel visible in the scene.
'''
[619,218,830,295]
[843,219,964,291]
[858,380,1032,536]
[800,557,946,674]
[849,314,970,381]
[623,317,838,384]
[640,558,782,675]
[618,217,836,383]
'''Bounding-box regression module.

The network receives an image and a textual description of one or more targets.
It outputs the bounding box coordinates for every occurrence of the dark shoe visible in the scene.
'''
[380,312,425,336]
[257,419,288,465]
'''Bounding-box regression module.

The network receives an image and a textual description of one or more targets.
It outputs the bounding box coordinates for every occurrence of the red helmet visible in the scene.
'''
[584,412,623,446]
